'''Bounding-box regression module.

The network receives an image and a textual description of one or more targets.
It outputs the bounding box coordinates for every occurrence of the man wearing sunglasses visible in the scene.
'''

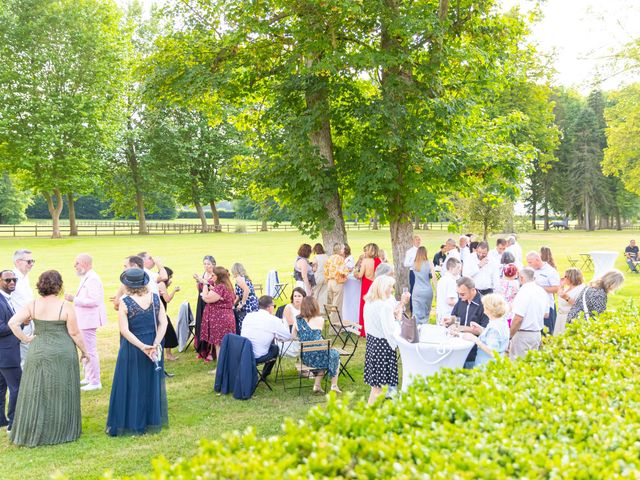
[12,249,34,367]
[0,269,21,433]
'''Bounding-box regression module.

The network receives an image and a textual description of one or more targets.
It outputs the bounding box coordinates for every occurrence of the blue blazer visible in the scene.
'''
[214,334,258,400]
[0,295,20,369]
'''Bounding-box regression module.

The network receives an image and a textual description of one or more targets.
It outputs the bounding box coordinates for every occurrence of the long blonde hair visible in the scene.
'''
[413,246,429,272]
[364,275,395,303]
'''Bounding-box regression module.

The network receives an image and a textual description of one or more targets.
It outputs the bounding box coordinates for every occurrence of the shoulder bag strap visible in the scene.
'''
[582,286,590,320]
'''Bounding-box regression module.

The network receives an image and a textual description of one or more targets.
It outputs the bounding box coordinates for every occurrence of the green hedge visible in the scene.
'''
[124,305,640,479]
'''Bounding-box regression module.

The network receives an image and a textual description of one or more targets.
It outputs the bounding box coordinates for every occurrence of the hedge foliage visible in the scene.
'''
[122,306,640,479]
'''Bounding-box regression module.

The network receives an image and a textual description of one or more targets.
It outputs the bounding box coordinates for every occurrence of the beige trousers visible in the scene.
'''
[509,330,541,360]
[325,279,345,325]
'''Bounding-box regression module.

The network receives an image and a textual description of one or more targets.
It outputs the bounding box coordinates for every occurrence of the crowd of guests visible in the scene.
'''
[0,236,630,446]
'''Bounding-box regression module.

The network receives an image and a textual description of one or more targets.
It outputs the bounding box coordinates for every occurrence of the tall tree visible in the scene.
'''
[0,0,125,237]
[0,173,30,224]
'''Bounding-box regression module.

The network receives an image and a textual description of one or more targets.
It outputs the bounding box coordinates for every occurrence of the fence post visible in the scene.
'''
[13,225,15,237]
[35,224,38,237]
[95,225,98,236]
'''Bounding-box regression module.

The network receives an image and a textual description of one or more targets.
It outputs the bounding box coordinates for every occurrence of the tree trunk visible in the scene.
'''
[44,190,64,239]
[584,193,590,231]
[543,201,550,231]
[390,219,413,295]
[195,200,207,233]
[615,207,622,231]
[305,65,348,251]
[371,215,379,231]
[67,193,78,236]
[531,200,537,230]
[483,218,489,241]
[125,132,147,235]
[261,219,268,232]
[209,200,220,231]
[414,215,421,230]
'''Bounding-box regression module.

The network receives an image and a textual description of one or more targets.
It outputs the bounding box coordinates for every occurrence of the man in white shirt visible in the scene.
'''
[488,238,508,264]
[526,251,560,335]
[462,242,499,295]
[506,235,523,268]
[403,235,421,294]
[458,236,471,264]
[436,257,461,322]
[509,267,548,359]
[12,249,34,368]
[137,252,168,296]
[241,296,292,379]
[65,254,108,391]
[444,238,461,261]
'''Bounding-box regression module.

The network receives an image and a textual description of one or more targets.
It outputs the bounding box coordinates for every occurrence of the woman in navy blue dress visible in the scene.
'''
[106,268,168,436]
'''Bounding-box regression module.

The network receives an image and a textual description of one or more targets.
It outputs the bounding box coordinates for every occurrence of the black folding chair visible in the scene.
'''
[255,352,276,392]
[323,305,360,382]
[274,283,289,302]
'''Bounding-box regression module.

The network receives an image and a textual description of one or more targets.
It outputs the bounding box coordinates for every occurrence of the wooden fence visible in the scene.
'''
[0,220,637,238]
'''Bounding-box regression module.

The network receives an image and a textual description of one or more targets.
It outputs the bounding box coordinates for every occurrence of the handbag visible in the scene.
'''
[400,312,419,343]
[151,293,163,371]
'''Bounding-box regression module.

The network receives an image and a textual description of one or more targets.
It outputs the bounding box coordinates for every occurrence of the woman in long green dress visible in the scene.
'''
[8,270,88,447]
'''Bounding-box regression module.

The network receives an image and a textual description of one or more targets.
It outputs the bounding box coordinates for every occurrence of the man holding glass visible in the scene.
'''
[12,249,34,367]
[444,277,489,369]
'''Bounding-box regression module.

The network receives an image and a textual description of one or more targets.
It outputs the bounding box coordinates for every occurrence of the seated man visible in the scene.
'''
[444,277,489,369]
[625,239,639,273]
[240,295,292,379]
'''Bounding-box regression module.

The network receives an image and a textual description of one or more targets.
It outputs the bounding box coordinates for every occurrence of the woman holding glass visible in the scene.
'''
[106,268,168,436]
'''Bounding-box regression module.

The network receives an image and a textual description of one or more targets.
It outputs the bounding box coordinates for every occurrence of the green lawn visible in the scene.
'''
[0,229,637,479]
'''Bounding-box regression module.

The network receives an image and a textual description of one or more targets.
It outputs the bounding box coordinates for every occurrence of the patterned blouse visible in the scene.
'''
[234,277,259,313]
[567,286,607,322]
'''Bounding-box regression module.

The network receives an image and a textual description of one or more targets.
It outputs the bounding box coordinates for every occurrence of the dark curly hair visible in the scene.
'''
[37,270,63,296]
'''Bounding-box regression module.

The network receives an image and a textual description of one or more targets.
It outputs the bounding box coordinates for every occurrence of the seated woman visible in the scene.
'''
[363,275,400,405]
[283,287,306,331]
[567,269,624,322]
[461,294,509,368]
[295,297,341,394]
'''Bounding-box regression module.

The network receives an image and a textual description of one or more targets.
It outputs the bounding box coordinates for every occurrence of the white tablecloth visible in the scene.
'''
[588,251,618,280]
[342,275,362,325]
[395,326,473,391]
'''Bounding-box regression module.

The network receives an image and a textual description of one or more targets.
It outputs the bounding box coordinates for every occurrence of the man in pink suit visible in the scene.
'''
[65,254,107,391]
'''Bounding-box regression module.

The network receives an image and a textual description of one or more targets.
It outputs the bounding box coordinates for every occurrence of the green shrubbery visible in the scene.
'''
[123,305,640,479]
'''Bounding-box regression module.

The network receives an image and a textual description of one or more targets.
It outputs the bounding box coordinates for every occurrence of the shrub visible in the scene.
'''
[122,305,640,478]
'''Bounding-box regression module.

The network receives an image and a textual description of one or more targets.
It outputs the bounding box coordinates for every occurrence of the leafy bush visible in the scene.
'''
[121,306,640,479]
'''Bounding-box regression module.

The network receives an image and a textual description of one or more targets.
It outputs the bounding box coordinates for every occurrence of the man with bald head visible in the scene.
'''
[65,254,107,391]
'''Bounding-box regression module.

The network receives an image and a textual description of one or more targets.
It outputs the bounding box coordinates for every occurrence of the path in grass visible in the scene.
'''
[0,229,636,479]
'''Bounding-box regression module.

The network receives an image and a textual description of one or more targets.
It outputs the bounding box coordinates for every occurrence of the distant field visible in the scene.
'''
[0,229,636,479]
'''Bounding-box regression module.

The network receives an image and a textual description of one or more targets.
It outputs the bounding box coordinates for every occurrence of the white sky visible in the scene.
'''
[504,0,640,92]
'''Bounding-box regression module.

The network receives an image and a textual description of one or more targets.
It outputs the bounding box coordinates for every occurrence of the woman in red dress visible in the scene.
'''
[200,266,236,361]
[355,243,381,337]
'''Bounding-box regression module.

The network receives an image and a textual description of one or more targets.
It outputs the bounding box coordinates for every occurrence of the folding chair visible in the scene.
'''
[324,305,360,349]
[323,305,360,382]
[567,255,579,268]
[253,283,264,296]
[297,339,330,396]
[255,350,276,392]
[274,282,288,302]
[579,253,593,272]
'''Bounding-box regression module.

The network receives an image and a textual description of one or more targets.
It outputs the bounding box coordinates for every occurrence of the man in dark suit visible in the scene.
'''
[0,269,21,432]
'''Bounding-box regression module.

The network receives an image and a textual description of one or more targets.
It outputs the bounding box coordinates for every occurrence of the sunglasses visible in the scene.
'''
[3,278,17,283]
[20,259,36,265]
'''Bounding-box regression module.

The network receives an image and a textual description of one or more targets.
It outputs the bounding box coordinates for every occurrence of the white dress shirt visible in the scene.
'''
[459,246,470,264]
[506,242,523,268]
[363,298,399,349]
[488,249,503,264]
[436,272,458,321]
[533,262,560,309]
[241,309,292,358]
[12,269,33,312]
[403,246,418,268]
[511,281,548,331]
[462,253,499,291]
[145,269,159,295]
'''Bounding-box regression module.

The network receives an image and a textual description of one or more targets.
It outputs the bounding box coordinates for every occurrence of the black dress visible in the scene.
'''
[195,281,212,358]
[160,296,178,349]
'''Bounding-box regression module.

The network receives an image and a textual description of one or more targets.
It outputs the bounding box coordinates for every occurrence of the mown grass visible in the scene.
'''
[0,229,637,479]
